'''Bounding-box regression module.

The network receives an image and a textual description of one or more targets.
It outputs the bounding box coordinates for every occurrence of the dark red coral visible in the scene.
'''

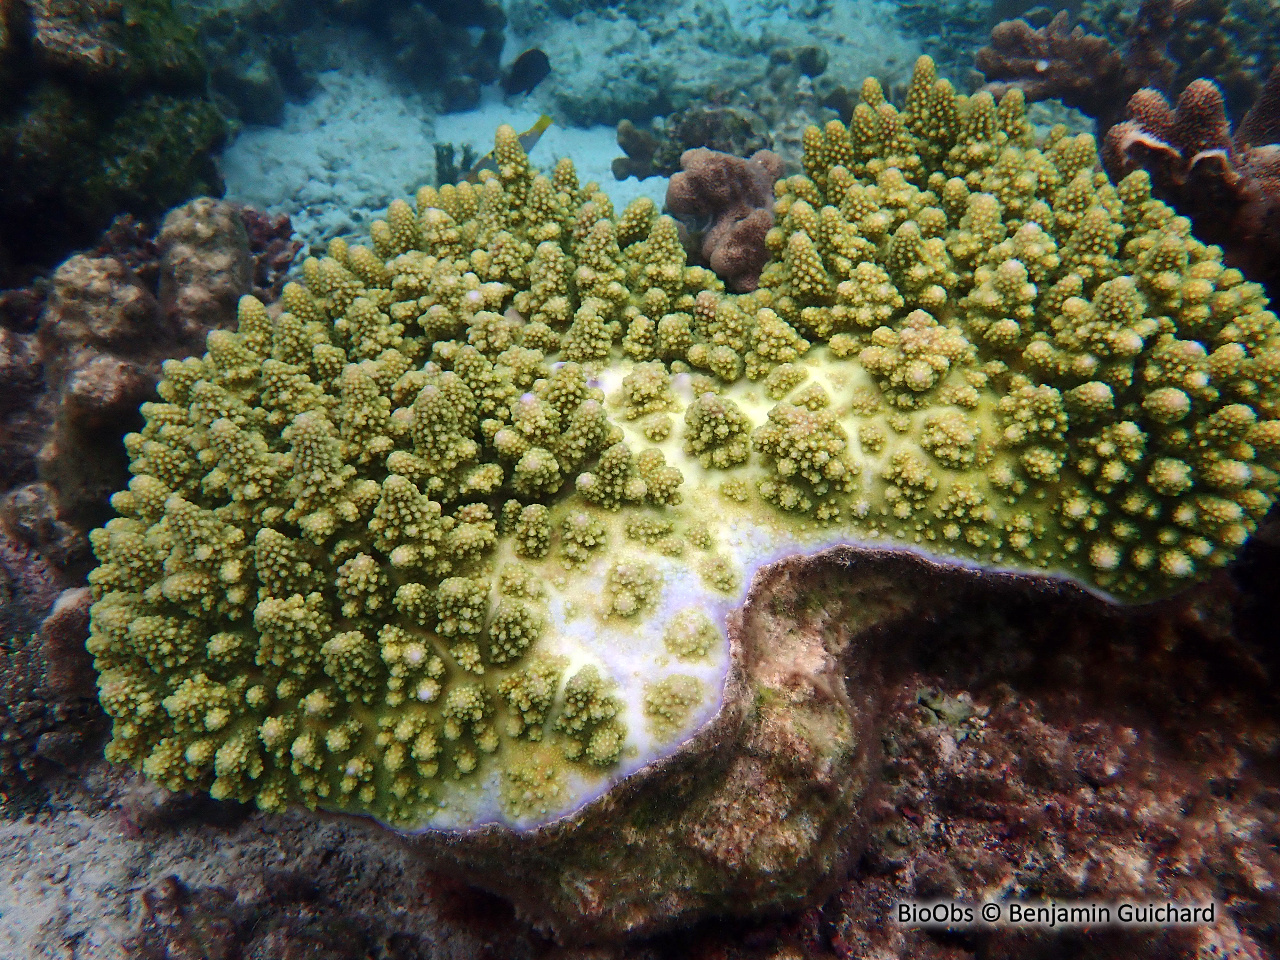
[666,147,784,293]
[1103,66,1280,300]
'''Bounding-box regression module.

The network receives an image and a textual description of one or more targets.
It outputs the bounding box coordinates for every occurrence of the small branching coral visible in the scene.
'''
[87,60,1280,831]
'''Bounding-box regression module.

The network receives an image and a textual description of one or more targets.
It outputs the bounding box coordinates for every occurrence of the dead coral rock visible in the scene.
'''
[0,327,41,406]
[400,544,877,945]
[38,255,160,368]
[127,871,434,960]
[0,0,224,283]
[790,552,1280,960]
[5,542,1280,955]
[666,147,784,293]
[26,198,253,556]
[0,481,84,570]
[0,538,103,806]
[33,258,160,549]
[0,327,51,491]
[157,196,253,339]
[0,527,61,641]
[26,0,204,87]
[240,207,303,302]
[58,353,151,429]
[1103,67,1280,300]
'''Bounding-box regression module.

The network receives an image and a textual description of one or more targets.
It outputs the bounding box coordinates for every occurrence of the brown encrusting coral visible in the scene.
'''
[666,147,784,292]
[1103,67,1280,301]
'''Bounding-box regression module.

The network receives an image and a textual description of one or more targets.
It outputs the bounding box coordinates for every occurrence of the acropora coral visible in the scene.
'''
[87,57,1280,832]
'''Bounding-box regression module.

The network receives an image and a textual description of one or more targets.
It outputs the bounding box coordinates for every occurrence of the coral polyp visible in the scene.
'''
[87,58,1280,831]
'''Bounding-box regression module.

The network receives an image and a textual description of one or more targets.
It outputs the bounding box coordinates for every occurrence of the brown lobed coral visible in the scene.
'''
[665,147,784,293]
[1103,66,1280,302]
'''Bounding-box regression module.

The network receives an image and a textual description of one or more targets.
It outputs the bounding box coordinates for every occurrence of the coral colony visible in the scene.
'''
[87,58,1280,831]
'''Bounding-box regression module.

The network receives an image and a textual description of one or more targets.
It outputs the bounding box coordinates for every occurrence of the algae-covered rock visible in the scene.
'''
[27,0,205,87]
[0,0,226,280]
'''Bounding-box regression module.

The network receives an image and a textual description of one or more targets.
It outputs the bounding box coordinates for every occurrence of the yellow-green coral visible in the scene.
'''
[88,68,1280,829]
[644,674,705,741]
[663,609,719,660]
[86,127,732,830]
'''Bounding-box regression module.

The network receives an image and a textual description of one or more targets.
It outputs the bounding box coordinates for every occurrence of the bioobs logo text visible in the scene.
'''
[897,902,976,925]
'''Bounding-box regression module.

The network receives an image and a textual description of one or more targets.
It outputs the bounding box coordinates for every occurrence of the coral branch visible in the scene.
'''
[976,0,1182,137]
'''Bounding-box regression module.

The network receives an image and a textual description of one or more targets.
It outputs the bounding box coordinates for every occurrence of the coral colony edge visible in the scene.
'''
[84,57,1280,836]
